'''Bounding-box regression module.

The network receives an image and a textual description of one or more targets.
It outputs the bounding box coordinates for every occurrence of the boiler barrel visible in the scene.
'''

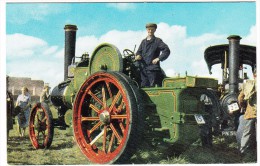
[50,80,71,109]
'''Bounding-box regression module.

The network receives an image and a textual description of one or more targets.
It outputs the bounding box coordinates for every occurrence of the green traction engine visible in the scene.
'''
[28,25,256,164]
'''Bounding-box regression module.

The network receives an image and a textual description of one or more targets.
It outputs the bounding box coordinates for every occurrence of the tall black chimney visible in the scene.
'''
[64,24,77,81]
[227,35,241,94]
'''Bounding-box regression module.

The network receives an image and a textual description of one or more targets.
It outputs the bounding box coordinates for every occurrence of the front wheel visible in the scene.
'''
[73,72,141,164]
[29,102,54,149]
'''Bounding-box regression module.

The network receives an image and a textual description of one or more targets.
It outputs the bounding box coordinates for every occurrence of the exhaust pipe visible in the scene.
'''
[227,35,241,94]
[220,35,242,120]
[64,24,77,81]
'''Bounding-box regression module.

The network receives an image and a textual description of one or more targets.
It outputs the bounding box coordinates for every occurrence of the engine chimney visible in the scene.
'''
[64,24,77,81]
[227,35,241,94]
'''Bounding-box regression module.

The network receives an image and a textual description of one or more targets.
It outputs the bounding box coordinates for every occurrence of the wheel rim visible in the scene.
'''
[29,104,52,149]
[73,72,132,164]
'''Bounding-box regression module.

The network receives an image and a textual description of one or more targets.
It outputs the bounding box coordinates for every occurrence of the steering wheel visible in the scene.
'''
[123,49,136,61]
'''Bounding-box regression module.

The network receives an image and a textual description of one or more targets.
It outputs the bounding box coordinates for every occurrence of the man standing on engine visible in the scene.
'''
[135,23,170,87]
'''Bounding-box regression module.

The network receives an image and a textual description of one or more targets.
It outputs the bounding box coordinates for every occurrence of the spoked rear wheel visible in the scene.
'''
[73,72,141,164]
[29,102,54,149]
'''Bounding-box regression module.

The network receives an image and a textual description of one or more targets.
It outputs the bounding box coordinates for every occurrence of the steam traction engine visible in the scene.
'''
[28,25,256,164]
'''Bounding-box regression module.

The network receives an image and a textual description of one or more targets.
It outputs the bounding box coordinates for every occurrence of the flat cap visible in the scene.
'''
[145,23,157,29]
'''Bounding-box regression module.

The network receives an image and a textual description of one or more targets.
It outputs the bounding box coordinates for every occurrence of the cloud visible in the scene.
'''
[6,23,256,89]
[75,30,145,59]
[6,34,64,88]
[7,60,64,87]
[241,25,256,45]
[106,3,136,11]
[43,46,59,55]
[6,33,47,58]
[7,4,71,24]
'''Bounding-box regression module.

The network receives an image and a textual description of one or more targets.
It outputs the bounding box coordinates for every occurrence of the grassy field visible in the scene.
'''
[7,124,257,164]
[7,106,257,164]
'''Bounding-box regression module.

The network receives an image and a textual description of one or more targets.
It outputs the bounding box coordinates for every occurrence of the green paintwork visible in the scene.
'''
[163,76,218,88]
[64,109,73,126]
[63,66,89,109]
[73,67,89,90]
[63,80,75,109]
[142,76,218,146]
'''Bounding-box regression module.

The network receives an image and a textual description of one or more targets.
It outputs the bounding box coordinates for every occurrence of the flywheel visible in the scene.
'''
[89,43,123,75]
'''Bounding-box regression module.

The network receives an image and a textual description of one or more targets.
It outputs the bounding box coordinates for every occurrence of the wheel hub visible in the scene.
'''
[99,110,110,124]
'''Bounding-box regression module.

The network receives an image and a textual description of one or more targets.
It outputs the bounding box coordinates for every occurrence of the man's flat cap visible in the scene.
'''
[146,23,157,29]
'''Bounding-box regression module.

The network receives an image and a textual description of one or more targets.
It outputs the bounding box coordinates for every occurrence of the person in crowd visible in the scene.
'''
[7,91,14,139]
[35,85,51,133]
[135,23,170,87]
[40,85,51,103]
[15,87,31,137]
[236,67,257,157]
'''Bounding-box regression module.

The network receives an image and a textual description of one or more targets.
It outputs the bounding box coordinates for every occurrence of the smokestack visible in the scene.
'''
[64,24,77,81]
[227,35,241,94]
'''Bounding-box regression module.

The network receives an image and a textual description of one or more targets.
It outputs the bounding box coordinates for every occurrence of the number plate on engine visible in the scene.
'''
[194,114,206,124]
[228,103,239,113]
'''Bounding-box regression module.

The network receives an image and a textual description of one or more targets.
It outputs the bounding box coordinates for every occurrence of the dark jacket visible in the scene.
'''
[136,36,170,70]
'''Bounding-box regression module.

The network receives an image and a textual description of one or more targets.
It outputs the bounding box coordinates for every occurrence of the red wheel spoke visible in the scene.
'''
[108,133,115,153]
[102,126,107,152]
[119,122,125,133]
[105,82,113,99]
[111,114,127,119]
[117,101,124,112]
[41,117,47,122]
[88,90,103,106]
[110,123,122,142]
[109,91,121,112]
[89,104,100,113]
[102,86,107,109]
[81,116,99,121]
[112,99,124,114]
[89,121,102,135]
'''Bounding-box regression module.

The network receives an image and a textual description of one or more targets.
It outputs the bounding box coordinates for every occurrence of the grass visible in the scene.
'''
[7,125,257,164]
[7,126,89,165]
[7,106,257,164]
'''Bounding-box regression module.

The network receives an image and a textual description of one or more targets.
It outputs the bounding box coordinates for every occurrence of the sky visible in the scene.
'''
[3,1,258,89]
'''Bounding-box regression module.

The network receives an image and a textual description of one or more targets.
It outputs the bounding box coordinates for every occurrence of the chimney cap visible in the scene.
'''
[227,35,242,40]
[64,24,78,31]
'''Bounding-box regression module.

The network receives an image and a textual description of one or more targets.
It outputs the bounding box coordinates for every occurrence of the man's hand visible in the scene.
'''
[135,55,142,61]
[152,58,160,64]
